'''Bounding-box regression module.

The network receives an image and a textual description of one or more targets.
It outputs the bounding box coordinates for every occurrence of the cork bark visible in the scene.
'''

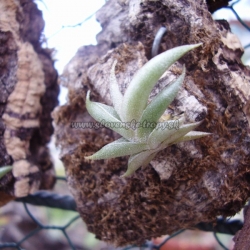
[233,204,250,250]
[53,0,250,246]
[0,0,58,206]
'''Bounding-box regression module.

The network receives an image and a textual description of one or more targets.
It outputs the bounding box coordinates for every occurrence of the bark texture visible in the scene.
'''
[53,0,250,246]
[233,204,250,250]
[0,0,58,206]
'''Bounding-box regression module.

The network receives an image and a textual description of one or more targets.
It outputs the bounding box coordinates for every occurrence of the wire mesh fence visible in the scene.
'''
[0,177,245,250]
[225,0,250,50]
[1,0,250,249]
[0,202,80,250]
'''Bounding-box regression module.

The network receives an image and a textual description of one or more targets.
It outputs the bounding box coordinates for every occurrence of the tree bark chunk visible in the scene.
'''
[54,0,250,246]
[0,0,58,205]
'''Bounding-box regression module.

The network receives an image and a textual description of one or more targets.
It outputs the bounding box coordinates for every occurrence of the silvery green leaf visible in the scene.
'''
[148,117,185,149]
[122,43,202,122]
[109,60,124,119]
[96,102,120,120]
[0,166,13,179]
[137,67,185,138]
[85,139,148,160]
[112,137,129,143]
[171,131,211,144]
[160,121,203,148]
[86,91,133,140]
[121,150,157,177]
[141,151,158,167]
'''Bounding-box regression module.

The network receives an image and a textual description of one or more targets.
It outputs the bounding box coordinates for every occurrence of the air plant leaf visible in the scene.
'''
[86,139,148,160]
[141,151,158,168]
[109,60,124,119]
[121,150,157,178]
[148,117,185,149]
[0,166,13,179]
[95,102,121,120]
[86,91,133,140]
[137,67,186,138]
[160,121,203,148]
[111,137,129,143]
[122,43,202,122]
[85,43,210,177]
[172,131,212,144]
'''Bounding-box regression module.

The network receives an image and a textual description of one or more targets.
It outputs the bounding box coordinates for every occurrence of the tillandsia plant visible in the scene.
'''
[85,44,210,177]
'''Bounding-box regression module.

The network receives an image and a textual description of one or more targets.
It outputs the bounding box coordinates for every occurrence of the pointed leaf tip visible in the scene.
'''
[160,121,205,148]
[122,43,202,122]
[173,131,211,144]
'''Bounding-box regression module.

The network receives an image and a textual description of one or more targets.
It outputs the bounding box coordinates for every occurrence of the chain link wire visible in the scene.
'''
[225,0,250,50]
[1,0,249,249]
[0,181,244,249]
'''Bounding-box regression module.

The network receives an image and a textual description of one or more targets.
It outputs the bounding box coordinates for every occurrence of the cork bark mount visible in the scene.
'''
[0,0,58,205]
[53,0,250,246]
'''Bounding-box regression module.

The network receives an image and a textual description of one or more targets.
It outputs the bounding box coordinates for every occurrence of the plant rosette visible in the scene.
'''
[85,44,210,177]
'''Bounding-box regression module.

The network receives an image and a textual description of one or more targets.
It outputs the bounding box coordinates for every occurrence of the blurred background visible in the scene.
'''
[36,0,250,106]
[0,0,249,249]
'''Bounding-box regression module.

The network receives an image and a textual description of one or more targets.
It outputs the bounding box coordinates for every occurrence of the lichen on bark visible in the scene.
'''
[53,0,250,246]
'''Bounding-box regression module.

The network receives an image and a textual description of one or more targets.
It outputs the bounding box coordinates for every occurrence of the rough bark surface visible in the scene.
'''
[233,204,250,250]
[53,0,250,246]
[0,0,58,206]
